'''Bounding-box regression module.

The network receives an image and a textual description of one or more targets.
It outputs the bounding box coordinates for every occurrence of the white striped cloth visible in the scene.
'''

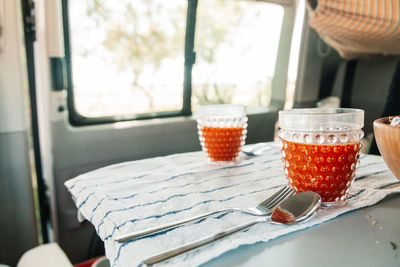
[65,142,400,267]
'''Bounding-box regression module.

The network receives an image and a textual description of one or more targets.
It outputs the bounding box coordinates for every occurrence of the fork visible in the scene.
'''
[114,185,294,243]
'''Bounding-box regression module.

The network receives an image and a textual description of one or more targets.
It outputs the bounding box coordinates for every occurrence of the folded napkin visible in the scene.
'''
[65,143,400,267]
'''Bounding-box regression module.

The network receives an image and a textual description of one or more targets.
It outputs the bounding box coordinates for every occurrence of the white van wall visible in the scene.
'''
[0,0,39,265]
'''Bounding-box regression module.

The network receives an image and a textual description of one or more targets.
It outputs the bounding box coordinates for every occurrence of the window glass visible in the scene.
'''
[192,0,284,108]
[69,0,187,117]
[67,0,284,120]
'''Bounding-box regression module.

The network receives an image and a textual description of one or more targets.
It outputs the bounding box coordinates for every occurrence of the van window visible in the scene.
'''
[63,0,284,124]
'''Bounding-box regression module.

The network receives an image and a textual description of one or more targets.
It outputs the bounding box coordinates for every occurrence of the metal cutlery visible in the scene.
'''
[142,191,321,265]
[114,185,294,243]
[241,143,272,156]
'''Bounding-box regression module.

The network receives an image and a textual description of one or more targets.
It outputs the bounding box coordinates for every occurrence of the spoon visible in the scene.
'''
[142,191,321,265]
[241,143,272,156]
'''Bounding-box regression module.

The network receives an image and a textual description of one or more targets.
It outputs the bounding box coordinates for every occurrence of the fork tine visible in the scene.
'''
[265,187,294,209]
[263,186,294,209]
[258,185,288,207]
[259,185,292,207]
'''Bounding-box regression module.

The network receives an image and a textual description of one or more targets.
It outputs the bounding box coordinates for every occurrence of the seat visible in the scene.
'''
[329,55,400,153]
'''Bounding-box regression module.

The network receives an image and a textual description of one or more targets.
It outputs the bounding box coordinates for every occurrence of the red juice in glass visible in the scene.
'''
[196,105,247,165]
[279,108,364,208]
[200,126,245,162]
[281,140,360,203]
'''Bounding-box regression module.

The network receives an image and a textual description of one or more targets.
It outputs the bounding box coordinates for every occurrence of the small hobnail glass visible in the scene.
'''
[278,108,364,208]
[196,104,248,165]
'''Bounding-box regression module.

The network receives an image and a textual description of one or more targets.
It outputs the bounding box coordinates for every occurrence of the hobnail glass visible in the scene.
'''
[196,104,248,165]
[278,108,364,208]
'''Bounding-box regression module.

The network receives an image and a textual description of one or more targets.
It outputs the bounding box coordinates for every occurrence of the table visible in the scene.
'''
[65,142,400,267]
[205,194,400,267]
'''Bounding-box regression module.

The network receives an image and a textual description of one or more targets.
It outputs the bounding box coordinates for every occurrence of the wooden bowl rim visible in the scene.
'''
[373,116,400,130]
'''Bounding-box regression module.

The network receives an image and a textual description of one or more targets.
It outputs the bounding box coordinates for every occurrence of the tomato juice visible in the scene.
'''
[200,126,245,162]
[281,139,360,204]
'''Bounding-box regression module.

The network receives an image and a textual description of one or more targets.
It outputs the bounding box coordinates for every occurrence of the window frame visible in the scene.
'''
[62,0,293,126]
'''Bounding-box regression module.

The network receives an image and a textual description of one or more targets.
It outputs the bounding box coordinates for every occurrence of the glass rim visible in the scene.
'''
[197,104,246,110]
[196,104,247,119]
[279,108,364,131]
[279,108,363,116]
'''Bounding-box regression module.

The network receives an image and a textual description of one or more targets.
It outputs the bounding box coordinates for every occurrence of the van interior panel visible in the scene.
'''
[1,0,400,266]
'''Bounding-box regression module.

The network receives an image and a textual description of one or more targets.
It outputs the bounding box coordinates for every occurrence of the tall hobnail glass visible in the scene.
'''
[278,108,364,208]
[196,104,248,165]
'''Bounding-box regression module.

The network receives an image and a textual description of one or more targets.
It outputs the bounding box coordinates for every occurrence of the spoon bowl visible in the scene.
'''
[143,191,321,265]
[271,191,321,224]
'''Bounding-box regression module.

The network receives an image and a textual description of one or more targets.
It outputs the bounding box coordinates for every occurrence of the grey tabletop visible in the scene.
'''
[203,193,400,267]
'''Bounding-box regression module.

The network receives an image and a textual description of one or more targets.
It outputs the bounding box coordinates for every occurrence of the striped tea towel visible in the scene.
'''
[65,142,400,267]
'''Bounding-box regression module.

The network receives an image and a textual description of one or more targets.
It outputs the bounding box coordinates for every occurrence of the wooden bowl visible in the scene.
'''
[373,117,400,180]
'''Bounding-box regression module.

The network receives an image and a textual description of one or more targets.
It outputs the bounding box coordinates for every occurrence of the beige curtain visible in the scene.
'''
[307,0,400,59]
